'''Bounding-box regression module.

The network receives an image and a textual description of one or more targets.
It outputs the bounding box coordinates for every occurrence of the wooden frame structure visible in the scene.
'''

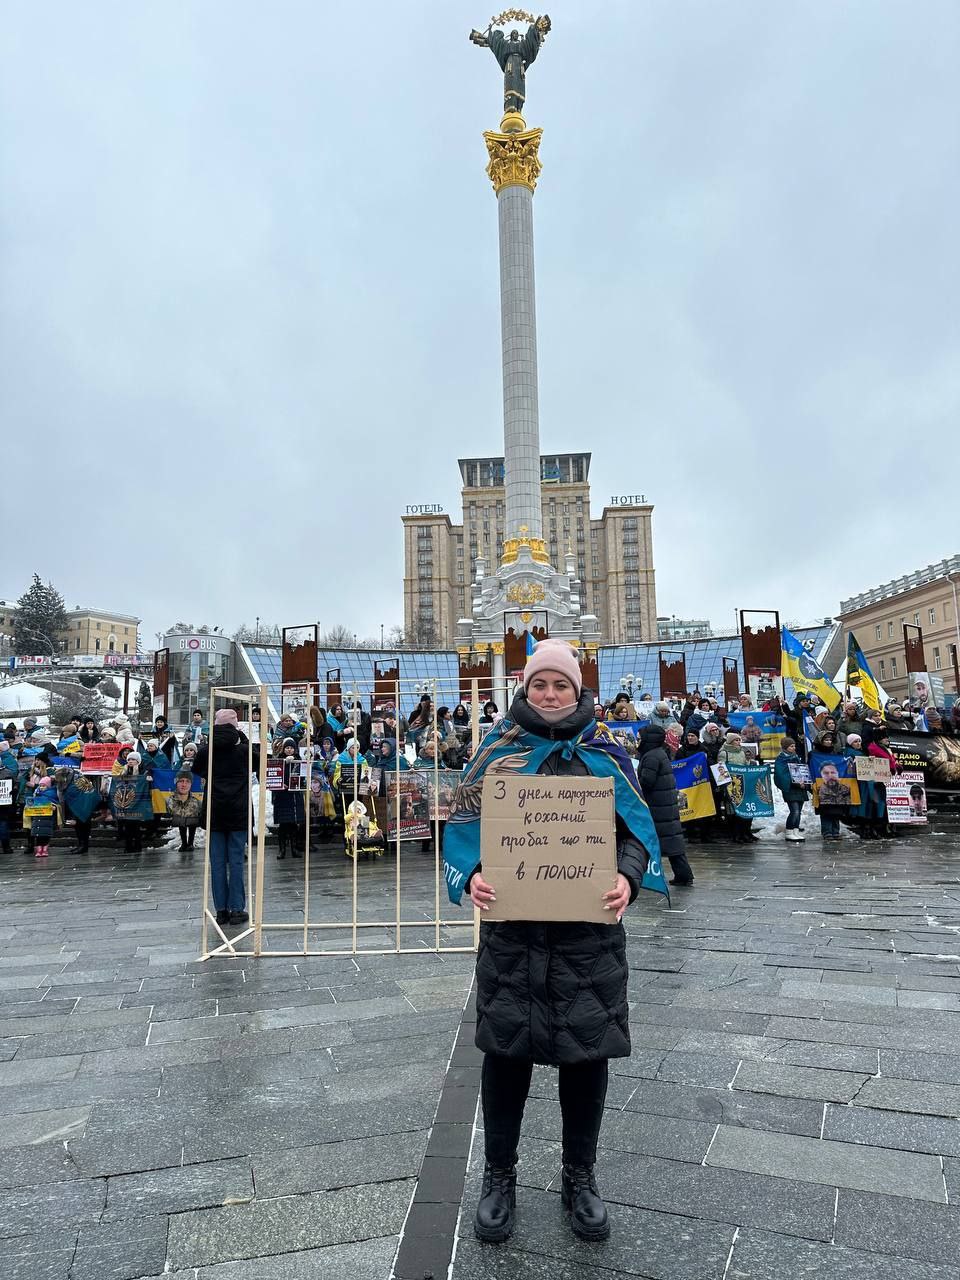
[199,679,483,961]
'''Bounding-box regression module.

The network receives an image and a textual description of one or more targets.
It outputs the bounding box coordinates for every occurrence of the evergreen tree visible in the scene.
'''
[14,575,69,655]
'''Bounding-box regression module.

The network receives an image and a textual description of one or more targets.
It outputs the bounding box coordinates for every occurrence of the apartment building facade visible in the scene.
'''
[839,556,960,701]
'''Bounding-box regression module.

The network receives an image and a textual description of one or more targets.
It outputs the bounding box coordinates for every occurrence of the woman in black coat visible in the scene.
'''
[460,641,662,1246]
[192,710,260,927]
[637,723,693,886]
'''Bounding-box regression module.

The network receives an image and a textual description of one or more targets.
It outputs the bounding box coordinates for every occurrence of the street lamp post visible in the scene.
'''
[21,626,57,722]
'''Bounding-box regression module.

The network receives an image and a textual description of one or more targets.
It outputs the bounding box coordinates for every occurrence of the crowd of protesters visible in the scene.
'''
[2,680,953,883]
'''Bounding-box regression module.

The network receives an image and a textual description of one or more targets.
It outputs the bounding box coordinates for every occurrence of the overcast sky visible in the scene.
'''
[3,1,957,648]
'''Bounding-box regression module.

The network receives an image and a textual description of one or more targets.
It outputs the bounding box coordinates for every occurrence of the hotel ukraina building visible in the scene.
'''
[401,453,656,649]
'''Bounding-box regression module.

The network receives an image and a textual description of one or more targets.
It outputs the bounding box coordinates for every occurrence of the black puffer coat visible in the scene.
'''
[473,690,652,1066]
[192,726,259,831]
[636,724,685,859]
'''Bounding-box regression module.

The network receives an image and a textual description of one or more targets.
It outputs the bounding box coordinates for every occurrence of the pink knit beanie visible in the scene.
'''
[214,708,238,727]
[523,639,582,695]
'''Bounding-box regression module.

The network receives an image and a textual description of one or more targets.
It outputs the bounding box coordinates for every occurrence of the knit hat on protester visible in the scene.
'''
[214,708,238,727]
[522,638,582,695]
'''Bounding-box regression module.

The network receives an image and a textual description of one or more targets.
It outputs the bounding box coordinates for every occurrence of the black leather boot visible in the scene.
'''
[561,1163,609,1240]
[474,1162,517,1242]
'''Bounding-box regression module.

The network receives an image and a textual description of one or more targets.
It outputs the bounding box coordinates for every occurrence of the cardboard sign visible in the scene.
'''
[887,771,928,824]
[0,779,12,805]
[480,775,618,924]
[854,756,891,783]
[80,742,126,774]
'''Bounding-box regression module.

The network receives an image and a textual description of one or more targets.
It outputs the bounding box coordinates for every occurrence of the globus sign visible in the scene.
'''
[165,634,232,656]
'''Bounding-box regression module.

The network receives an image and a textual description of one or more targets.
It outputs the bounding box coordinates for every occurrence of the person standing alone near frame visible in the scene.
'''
[193,708,259,927]
[442,638,668,1244]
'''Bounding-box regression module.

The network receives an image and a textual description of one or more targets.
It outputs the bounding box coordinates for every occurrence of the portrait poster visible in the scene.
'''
[711,762,732,788]
[788,763,811,785]
[887,771,928,824]
[265,763,285,791]
[386,773,431,842]
[428,770,461,823]
[808,752,860,811]
[284,760,306,791]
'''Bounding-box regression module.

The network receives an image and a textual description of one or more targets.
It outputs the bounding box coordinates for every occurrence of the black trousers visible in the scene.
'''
[75,819,92,850]
[481,1053,608,1167]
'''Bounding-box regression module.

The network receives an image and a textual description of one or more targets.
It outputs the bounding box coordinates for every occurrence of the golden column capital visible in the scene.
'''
[483,124,543,194]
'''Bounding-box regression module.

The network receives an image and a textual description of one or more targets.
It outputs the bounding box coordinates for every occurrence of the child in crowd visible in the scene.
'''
[773,737,810,842]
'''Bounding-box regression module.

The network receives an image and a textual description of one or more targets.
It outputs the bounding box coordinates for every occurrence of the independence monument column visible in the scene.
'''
[471,13,550,566]
[462,13,599,703]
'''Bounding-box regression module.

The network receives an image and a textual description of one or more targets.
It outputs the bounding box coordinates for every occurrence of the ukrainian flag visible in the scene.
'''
[671,752,717,822]
[149,768,204,815]
[846,633,882,712]
[525,632,536,661]
[781,626,841,710]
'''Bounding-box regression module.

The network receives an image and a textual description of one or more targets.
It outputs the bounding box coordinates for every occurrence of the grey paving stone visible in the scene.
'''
[0,1175,105,1238]
[0,1105,90,1148]
[897,990,960,1010]
[77,1038,224,1074]
[880,1049,960,1084]
[732,1061,870,1103]
[822,1103,960,1156]
[0,1231,77,1280]
[780,979,897,1006]
[854,1077,960,1117]
[760,1040,878,1073]
[322,1058,446,1105]
[944,1157,960,1200]
[0,1055,83,1087]
[0,1069,162,1116]
[624,1079,824,1136]
[455,1187,735,1277]
[167,1178,413,1268]
[835,1189,960,1264]
[15,1025,149,1059]
[655,1050,741,1088]
[0,1141,84,1190]
[71,1214,169,1280]
[253,1130,429,1197]
[104,1157,253,1220]
[726,1227,960,1280]
[598,1150,836,1240]
[706,1124,946,1202]
[194,1235,399,1279]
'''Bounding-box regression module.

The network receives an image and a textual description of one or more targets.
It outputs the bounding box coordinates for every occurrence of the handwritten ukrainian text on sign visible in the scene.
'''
[854,756,891,783]
[480,775,618,924]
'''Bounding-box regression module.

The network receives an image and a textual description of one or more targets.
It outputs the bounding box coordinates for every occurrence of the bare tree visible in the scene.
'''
[322,624,355,648]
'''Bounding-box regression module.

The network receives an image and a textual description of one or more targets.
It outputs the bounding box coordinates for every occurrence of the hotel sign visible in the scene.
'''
[405,505,444,515]
[609,495,646,506]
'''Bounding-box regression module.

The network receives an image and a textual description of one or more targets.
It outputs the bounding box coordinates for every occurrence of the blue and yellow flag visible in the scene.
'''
[525,632,536,660]
[781,626,841,710]
[846,633,882,712]
[728,709,784,763]
[149,767,203,815]
[672,752,717,822]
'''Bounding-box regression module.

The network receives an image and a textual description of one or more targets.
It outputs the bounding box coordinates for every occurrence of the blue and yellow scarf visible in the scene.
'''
[442,716,667,905]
